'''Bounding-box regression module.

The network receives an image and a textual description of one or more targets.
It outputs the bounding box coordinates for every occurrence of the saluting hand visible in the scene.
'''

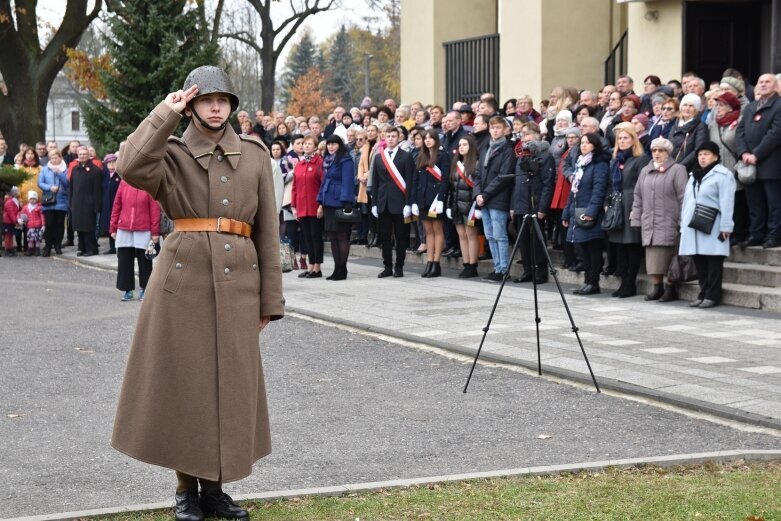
[164,85,199,113]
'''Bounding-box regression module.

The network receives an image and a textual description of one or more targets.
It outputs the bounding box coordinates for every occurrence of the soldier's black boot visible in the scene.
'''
[199,489,248,520]
[174,489,204,521]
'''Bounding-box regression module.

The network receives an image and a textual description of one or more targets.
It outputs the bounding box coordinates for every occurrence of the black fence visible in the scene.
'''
[443,34,499,107]
[604,30,628,85]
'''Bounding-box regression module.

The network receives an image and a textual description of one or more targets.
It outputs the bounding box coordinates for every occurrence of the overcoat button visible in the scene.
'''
[222,199,229,206]
[224,267,231,275]
[224,244,231,251]
[217,155,224,162]
[220,176,228,183]
[175,262,182,269]
[252,264,257,270]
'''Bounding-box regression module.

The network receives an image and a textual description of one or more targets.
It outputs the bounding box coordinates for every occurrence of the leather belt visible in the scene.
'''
[174,218,253,238]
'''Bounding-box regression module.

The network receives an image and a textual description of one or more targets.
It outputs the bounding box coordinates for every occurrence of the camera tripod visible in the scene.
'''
[463,206,600,393]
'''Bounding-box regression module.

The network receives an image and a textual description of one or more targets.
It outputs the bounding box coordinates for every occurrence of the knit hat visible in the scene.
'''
[555,110,573,125]
[720,76,745,95]
[650,137,673,154]
[28,190,38,201]
[696,140,720,158]
[565,127,581,138]
[680,93,702,112]
[624,94,641,110]
[715,91,741,112]
[104,153,118,164]
[631,113,650,130]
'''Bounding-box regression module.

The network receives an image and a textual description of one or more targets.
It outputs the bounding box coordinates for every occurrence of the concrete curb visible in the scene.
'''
[288,306,781,431]
[7,450,781,521]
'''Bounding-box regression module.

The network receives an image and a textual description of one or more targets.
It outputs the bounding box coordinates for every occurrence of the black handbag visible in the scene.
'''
[41,191,57,206]
[601,192,623,231]
[334,207,361,224]
[574,207,597,228]
[688,204,719,234]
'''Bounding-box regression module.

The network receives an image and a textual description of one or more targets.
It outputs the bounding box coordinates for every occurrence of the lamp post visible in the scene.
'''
[364,53,373,99]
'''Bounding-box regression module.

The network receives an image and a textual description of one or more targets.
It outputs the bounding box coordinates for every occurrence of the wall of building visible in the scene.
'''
[400,0,496,104]
[626,0,683,85]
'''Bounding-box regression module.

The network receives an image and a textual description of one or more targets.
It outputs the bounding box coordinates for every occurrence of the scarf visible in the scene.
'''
[302,154,313,162]
[48,161,66,174]
[691,161,717,188]
[554,124,575,138]
[23,158,37,167]
[611,149,632,193]
[484,137,506,167]
[716,110,740,128]
[571,152,593,194]
[323,153,335,170]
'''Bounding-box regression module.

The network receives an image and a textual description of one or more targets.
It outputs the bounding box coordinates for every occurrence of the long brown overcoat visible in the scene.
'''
[629,158,689,247]
[111,102,284,483]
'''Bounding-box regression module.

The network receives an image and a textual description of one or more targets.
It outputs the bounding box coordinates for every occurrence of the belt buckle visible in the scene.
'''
[216,217,226,234]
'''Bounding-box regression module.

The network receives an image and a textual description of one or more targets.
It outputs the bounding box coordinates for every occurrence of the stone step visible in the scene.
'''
[728,245,781,266]
[348,246,781,312]
[723,261,781,288]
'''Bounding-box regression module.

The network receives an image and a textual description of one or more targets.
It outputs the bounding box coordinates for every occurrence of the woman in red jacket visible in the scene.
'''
[110,180,160,301]
[291,135,324,278]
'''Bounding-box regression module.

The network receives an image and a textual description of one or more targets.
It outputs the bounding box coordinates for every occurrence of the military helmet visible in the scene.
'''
[182,65,239,113]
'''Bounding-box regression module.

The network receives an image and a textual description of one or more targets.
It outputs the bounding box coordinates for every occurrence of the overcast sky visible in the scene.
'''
[36,0,380,68]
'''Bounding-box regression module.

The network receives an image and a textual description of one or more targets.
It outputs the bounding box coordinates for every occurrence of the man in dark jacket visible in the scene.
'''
[371,127,416,277]
[69,146,102,256]
[474,116,515,280]
[0,139,14,164]
[735,73,781,249]
[441,111,469,258]
[471,115,491,154]
[510,130,555,283]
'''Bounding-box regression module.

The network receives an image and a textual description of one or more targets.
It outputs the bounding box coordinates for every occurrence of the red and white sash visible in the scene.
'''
[381,149,406,195]
[456,161,473,188]
[426,165,442,182]
[467,201,478,227]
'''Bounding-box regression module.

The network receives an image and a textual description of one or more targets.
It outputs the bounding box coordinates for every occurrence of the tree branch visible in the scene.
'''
[220,31,264,56]
[273,0,336,58]
[211,0,227,44]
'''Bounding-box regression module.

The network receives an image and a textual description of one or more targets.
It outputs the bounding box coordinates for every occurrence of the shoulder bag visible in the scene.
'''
[334,207,362,224]
[575,207,597,228]
[688,204,719,234]
[601,191,623,231]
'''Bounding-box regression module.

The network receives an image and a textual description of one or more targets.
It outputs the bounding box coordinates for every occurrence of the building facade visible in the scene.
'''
[401,0,780,106]
[46,74,91,148]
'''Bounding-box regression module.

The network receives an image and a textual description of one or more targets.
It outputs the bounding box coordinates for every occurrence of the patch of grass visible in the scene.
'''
[89,460,781,520]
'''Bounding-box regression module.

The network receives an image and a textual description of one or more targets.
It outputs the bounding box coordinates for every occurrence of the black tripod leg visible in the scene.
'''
[530,218,601,393]
[528,215,543,376]
[463,215,527,393]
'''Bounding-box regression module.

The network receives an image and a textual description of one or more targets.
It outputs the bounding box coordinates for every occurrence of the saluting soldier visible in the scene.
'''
[112,66,284,521]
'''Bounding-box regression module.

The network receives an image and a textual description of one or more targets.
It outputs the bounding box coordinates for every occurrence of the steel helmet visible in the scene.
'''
[182,66,239,113]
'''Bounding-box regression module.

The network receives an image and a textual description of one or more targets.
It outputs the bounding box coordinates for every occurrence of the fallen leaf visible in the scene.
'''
[537,434,552,440]
[7,413,21,418]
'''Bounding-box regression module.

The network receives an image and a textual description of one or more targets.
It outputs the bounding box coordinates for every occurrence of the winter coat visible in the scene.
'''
[3,195,20,226]
[474,140,515,211]
[606,154,650,244]
[412,148,450,211]
[101,170,122,233]
[472,129,490,154]
[37,165,70,212]
[448,159,477,219]
[669,117,707,171]
[630,159,688,247]
[68,161,103,232]
[679,164,736,257]
[549,131,571,168]
[735,93,781,181]
[109,180,161,235]
[442,127,468,157]
[708,118,740,176]
[317,154,356,208]
[371,147,415,214]
[112,102,284,483]
[562,154,610,243]
[291,154,324,217]
[19,203,43,228]
[510,144,556,215]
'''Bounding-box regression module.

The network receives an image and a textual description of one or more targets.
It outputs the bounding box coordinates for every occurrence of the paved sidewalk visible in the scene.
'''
[59,244,781,429]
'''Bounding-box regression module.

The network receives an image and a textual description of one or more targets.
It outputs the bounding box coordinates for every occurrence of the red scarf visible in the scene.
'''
[716,110,740,128]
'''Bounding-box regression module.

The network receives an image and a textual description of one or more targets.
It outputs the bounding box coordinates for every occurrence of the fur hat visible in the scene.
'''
[696,140,720,158]
[720,76,745,95]
[555,110,573,125]
[680,93,702,112]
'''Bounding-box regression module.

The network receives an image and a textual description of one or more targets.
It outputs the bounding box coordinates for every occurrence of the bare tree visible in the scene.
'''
[220,0,337,111]
[0,0,103,151]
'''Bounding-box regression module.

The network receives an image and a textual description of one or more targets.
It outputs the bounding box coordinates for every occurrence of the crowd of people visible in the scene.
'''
[3,67,781,308]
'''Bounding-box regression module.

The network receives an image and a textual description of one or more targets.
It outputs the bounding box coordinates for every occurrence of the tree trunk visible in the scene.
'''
[1,75,47,154]
[260,52,278,112]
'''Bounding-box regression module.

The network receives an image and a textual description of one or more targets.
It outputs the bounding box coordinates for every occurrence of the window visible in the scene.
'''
[71,111,80,131]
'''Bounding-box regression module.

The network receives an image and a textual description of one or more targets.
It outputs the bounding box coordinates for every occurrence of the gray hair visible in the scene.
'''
[650,137,673,154]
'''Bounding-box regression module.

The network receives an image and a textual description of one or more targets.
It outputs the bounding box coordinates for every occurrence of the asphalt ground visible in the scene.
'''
[1,257,780,518]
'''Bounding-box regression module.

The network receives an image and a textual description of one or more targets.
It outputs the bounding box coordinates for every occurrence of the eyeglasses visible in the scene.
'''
[661,107,675,111]
[651,148,667,153]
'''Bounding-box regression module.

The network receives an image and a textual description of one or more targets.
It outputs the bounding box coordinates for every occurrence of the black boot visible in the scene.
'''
[421,261,433,277]
[617,280,637,298]
[174,489,204,521]
[42,245,51,257]
[332,264,348,281]
[428,261,442,278]
[658,284,678,302]
[468,263,480,278]
[199,489,248,520]
[457,263,470,278]
[645,283,664,301]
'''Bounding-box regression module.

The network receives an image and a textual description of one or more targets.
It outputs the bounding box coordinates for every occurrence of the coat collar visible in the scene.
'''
[183,122,242,170]
[756,93,779,113]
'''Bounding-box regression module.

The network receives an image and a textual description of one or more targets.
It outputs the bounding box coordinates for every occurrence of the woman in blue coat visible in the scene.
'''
[317,135,356,281]
[413,128,451,278]
[562,133,610,295]
[679,141,735,308]
[37,149,69,256]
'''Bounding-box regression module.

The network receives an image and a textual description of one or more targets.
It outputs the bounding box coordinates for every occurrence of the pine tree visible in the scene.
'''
[82,0,219,154]
[324,25,355,107]
[279,31,318,106]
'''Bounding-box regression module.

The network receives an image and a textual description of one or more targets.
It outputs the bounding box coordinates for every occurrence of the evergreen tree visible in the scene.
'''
[82,0,219,154]
[324,25,355,107]
[279,31,318,106]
